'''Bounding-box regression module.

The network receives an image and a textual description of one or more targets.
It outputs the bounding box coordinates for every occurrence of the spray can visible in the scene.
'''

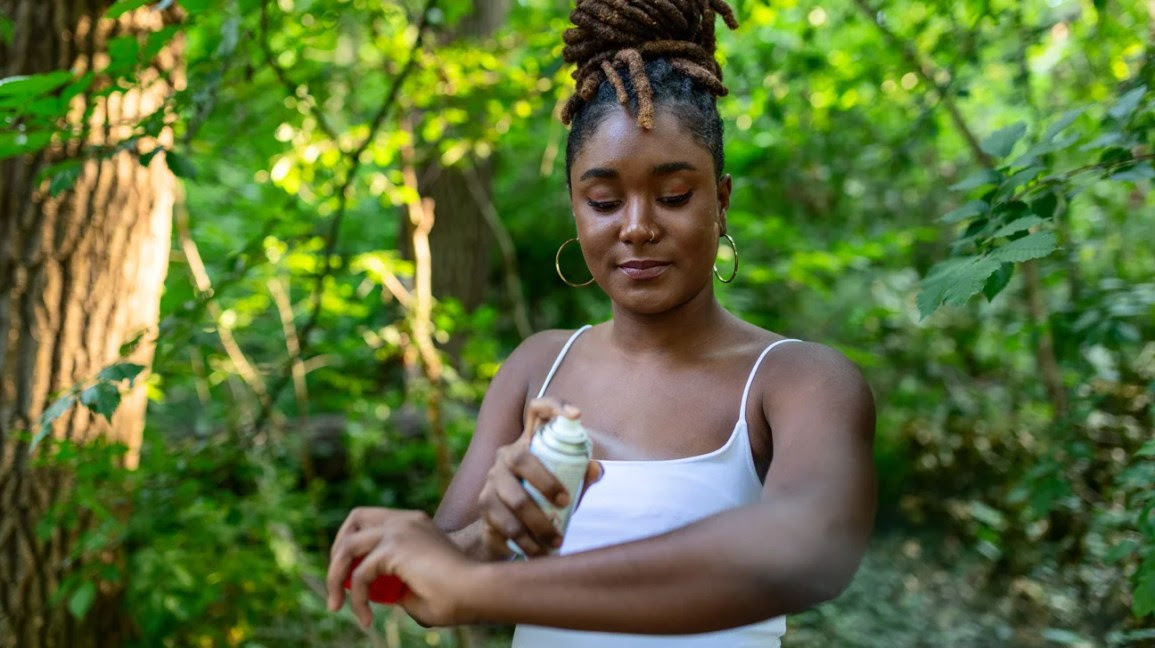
[508,415,592,557]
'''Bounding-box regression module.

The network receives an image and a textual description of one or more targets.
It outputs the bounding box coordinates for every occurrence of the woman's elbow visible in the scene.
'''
[758,544,866,615]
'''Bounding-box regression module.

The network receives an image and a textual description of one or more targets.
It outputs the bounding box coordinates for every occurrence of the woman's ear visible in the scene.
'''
[717,174,733,234]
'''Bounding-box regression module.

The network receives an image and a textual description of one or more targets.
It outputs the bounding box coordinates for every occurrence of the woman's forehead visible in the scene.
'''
[573,107,714,173]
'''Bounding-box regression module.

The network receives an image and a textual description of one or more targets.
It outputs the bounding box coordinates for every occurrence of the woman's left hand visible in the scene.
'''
[327,508,480,629]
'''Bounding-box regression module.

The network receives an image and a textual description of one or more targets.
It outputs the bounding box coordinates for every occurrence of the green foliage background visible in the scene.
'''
[4,0,1154,645]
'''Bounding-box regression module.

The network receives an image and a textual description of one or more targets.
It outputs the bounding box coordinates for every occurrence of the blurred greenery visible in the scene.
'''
[4,0,1154,645]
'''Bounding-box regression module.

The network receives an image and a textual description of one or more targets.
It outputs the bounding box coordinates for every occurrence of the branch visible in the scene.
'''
[399,120,443,382]
[251,0,439,435]
[267,277,308,419]
[1009,153,1155,204]
[851,0,994,168]
[176,203,273,416]
[293,0,437,349]
[257,0,341,143]
[400,117,453,494]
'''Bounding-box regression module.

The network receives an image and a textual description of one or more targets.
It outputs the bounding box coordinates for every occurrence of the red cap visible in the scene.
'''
[343,557,409,604]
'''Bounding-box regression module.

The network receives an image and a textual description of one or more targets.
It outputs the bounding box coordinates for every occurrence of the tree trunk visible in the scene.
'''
[406,0,511,314]
[0,1,180,646]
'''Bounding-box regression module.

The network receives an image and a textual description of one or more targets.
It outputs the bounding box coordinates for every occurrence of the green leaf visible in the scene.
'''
[182,0,214,13]
[29,393,78,450]
[68,581,96,619]
[107,0,152,19]
[1080,132,1124,151]
[990,231,1059,263]
[981,121,1027,159]
[1099,146,1133,166]
[1041,107,1085,142]
[165,151,196,179]
[139,146,164,167]
[0,130,54,159]
[917,256,1003,318]
[106,36,141,74]
[999,165,1043,195]
[39,394,77,428]
[97,363,146,388]
[144,25,179,61]
[1135,569,1155,617]
[59,72,94,105]
[1030,191,1059,219]
[118,329,148,356]
[1014,133,1080,167]
[983,262,1014,301]
[79,383,122,422]
[939,200,988,224]
[1110,163,1155,183]
[47,162,83,197]
[950,169,1001,192]
[1104,539,1138,563]
[1108,84,1147,121]
[0,71,75,98]
[24,96,65,118]
[1137,440,1155,457]
[993,215,1045,238]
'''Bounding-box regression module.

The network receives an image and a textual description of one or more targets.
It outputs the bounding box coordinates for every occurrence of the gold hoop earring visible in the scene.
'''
[555,238,595,287]
[714,233,738,284]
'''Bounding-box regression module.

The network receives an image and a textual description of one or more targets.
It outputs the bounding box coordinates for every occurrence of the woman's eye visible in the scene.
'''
[587,199,621,212]
[659,192,693,207]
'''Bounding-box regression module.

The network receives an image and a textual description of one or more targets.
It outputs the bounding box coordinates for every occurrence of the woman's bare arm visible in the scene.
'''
[452,343,876,633]
[433,330,571,557]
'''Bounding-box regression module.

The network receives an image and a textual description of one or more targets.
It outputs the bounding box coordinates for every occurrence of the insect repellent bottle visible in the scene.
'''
[509,414,593,557]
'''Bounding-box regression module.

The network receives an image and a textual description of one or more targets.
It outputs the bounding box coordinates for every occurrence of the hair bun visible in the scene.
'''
[561,0,738,129]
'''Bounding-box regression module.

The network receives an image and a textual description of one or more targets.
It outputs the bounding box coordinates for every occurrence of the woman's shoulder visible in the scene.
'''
[748,336,873,422]
[496,327,593,387]
[734,322,869,395]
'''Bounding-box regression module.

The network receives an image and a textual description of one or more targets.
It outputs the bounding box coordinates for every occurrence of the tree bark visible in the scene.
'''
[0,1,180,646]
[406,0,511,314]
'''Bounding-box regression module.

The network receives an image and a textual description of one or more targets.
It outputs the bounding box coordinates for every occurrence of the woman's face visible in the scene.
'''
[568,105,732,315]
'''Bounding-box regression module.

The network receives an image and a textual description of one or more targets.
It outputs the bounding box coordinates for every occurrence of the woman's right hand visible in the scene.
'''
[477,398,602,559]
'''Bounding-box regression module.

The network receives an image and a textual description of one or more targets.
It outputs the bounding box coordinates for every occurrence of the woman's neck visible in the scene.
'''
[607,287,735,358]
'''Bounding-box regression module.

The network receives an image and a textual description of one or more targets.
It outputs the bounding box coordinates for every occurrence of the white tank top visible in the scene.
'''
[511,326,799,647]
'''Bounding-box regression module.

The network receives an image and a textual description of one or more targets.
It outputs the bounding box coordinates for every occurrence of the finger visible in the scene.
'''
[575,460,603,508]
[523,398,581,440]
[494,468,561,548]
[349,547,393,630]
[483,504,546,556]
[326,528,386,612]
[481,522,515,560]
[331,508,363,559]
[503,445,569,509]
[331,507,389,559]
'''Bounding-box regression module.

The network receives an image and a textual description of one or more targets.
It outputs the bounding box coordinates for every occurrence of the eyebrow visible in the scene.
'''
[578,161,699,182]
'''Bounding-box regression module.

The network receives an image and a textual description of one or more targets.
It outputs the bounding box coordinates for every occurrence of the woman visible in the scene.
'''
[326,1,876,644]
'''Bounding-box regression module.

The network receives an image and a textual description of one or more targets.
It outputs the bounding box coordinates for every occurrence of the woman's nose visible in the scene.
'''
[619,198,656,245]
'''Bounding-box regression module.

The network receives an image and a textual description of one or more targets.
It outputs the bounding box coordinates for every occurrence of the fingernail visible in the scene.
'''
[555,493,569,507]
[552,536,563,547]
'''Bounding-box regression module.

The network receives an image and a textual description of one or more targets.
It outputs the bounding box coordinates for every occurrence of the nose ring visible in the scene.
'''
[647,229,656,243]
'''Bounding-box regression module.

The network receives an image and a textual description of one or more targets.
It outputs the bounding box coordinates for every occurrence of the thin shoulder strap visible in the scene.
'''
[739,338,802,423]
[536,325,593,398]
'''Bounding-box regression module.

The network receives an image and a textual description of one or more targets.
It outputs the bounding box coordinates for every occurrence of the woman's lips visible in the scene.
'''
[619,261,670,280]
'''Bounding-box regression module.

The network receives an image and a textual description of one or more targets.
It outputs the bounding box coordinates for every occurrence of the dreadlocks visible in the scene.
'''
[561,0,738,129]
[562,0,739,183]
